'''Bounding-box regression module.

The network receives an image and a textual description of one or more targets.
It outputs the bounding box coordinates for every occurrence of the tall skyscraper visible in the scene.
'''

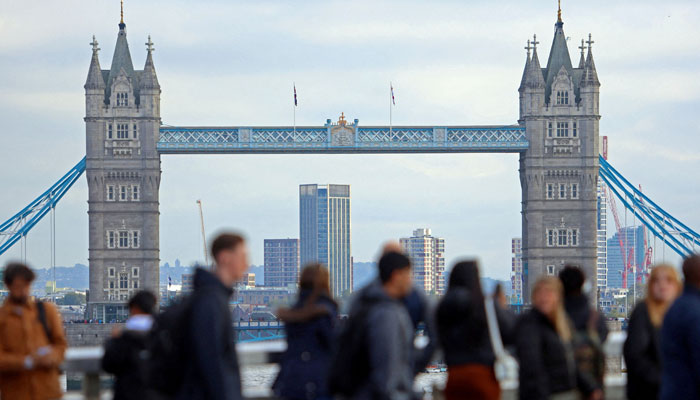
[607,226,645,289]
[264,239,300,288]
[300,184,352,297]
[511,238,524,304]
[400,228,446,295]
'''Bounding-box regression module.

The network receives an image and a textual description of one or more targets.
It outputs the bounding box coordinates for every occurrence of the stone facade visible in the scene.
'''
[84,21,161,319]
[519,16,601,303]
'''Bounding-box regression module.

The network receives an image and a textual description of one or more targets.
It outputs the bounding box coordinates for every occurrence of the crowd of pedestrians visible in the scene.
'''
[1,233,699,400]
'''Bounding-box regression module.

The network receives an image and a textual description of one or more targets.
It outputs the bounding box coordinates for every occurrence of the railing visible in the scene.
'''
[62,332,628,400]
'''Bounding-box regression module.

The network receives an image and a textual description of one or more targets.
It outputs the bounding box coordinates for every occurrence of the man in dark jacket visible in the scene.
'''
[660,254,700,400]
[102,290,158,400]
[177,233,249,400]
[349,252,416,399]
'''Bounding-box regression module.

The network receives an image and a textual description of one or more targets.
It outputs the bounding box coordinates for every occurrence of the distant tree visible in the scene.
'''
[57,292,86,306]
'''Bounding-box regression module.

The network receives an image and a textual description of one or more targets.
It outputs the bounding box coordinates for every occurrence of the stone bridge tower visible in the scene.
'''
[519,9,600,302]
[84,14,161,319]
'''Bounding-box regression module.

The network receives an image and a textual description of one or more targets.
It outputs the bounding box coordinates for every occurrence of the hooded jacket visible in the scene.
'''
[349,279,415,400]
[274,290,338,400]
[176,268,242,400]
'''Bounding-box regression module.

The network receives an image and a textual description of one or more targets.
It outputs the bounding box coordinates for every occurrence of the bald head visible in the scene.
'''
[682,254,700,287]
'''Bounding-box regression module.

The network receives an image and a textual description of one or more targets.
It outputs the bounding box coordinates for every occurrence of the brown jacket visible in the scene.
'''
[0,299,67,400]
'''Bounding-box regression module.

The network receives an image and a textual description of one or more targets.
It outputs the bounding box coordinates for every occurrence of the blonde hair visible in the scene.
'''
[645,264,681,327]
[533,277,572,342]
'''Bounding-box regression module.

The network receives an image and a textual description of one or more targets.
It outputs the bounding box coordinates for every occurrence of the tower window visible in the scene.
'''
[559,184,566,198]
[106,185,115,201]
[117,124,129,139]
[131,231,139,248]
[133,267,139,277]
[119,273,128,289]
[133,124,138,139]
[548,122,553,138]
[571,183,579,199]
[558,229,568,246]
[109,268,115,277]
[107,124,113,139]
[546,183,554,199]
[571,229,579,246]
[572,121,578,138]
[132,185,139,201]
[547,265,555,276]
[120,186,127,201]
[556,91,569,105]
[119,231,129,248]
[547,230,555,247]
[107,231,115,248]
[116,92,129,107]
[556,122,569,138]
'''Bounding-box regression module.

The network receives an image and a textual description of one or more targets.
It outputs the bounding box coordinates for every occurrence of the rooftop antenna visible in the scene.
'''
[557,0,562,23]
[196,200,210,268]
[120,0,124,24]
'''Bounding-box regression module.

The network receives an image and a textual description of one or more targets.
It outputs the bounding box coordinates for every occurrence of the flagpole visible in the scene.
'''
[389,82,393,135]
[293,82,296,136]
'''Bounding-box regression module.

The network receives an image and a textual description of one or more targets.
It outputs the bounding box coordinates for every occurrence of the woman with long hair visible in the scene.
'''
[624,264,681,400]
[436,260,514,400]
[516,276,583,400]
[273,264,338,400]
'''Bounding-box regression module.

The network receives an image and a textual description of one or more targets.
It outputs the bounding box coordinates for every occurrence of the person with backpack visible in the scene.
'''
[0,262,67,400]
[273,263,338,400]
[558,265,607,397]
[175,233,249,400]
[624,264,681,400]
[102,290,158,400]
[329,251,416,400]
[436,260,514,400]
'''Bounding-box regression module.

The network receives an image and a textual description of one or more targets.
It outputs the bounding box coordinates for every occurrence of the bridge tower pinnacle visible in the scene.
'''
[518,10,601,303]
[84,16,162,319]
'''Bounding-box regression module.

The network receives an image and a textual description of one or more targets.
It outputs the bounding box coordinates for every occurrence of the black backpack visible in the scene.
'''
[146,294,195,397]
[328,298,377,397]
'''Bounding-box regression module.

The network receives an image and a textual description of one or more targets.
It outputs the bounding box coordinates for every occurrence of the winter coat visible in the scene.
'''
[102,315,158,400]
[176,268,242,400]
[515,309,578,400]
[436,287,515,367]
[0,299,67,400]
[624,302,661,400]
[660,284,700,400]
[273,291,338,400]
[348,279,416,400]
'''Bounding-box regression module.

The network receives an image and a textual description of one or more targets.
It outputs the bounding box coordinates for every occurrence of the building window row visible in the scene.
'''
[546,228,579,247]
[546,183,579,200]
[116,92,129,107]
[107,122,138,140]
[106,230,141,249]
[556,90,569,105]
[547,121,578,138]
[106,184,139,201]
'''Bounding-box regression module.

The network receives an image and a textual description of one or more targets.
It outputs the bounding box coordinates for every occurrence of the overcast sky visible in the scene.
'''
[1,0,699,280]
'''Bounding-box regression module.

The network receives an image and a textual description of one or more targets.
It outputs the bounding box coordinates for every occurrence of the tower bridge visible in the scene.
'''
[1,6,699,321]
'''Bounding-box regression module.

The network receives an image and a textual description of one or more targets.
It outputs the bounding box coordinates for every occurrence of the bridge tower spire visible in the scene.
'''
[518,10,601,303]
[84,16,162,319]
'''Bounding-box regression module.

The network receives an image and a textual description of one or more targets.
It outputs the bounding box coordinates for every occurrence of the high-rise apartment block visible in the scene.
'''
[299,184,352,297]
[511,238,524,304]
[400,228,446,295]
[264,239,300,288]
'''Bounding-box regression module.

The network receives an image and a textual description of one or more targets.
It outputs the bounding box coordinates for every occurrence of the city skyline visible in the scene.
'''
[1,1,698,281]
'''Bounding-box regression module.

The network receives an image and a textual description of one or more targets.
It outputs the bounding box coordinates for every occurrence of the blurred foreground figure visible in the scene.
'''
[660,255,700,400]
[624,265,681,400]
[102,290,158,400]
[0,262,67,400]
[274,264,338,400]
[516,277,591,400]
[437,260,514,400]
[329,252,416,399]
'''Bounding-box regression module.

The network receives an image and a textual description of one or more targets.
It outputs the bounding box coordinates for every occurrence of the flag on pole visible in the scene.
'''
[294,84,298,106]
[390,83,395,106]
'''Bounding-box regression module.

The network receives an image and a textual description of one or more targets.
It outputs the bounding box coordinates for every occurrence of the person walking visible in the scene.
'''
[660,255,700,400]
[559,266,607,395]
[102,290,159,400]
[0,262,67,400]
[273,264,338,400]
[624,264,681,400]
[177,233,249,400]
[436,260,514,400]
[329,251,416,399]
[516,276,592,400]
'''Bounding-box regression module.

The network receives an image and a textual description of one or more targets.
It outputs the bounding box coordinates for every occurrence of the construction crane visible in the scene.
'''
[608,188,634,289]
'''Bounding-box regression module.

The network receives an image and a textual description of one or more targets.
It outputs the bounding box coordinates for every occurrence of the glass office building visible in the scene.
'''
[300,184,352,297]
